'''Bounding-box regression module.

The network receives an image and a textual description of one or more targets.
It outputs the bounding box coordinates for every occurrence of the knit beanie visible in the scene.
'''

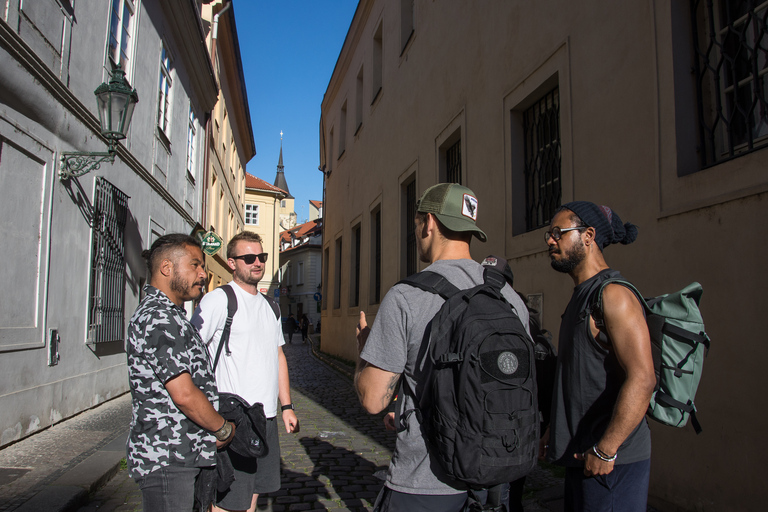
[560,201,638,250]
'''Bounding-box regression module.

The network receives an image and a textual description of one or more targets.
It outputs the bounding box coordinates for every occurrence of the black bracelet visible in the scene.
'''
[281,403,294,411]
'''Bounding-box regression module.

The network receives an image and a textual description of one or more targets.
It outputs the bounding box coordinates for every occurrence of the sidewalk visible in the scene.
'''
[0,337,567,512]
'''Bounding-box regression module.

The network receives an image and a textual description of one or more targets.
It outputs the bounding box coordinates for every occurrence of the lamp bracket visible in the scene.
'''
[59,148,116,180]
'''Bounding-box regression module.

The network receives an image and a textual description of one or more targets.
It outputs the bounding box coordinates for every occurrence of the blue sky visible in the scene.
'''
[234,1,359,224]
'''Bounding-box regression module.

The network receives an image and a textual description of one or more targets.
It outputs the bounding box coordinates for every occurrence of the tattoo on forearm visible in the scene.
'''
[382,374,400,409]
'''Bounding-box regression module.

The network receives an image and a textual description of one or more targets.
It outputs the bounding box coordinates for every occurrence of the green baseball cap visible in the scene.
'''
[416,183,487,242]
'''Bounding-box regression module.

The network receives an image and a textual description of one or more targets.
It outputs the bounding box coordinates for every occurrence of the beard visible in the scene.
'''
[550,240,586,274]
[234,265,263,286]
[170,273,206,301]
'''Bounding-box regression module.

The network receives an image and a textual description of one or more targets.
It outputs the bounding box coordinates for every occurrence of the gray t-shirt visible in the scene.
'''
[360,259,530,495]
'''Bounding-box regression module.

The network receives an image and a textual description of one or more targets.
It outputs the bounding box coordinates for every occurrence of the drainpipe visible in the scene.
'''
[211,0,232,71]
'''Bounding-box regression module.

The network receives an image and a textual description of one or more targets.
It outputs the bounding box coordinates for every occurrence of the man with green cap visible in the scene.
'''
[353,183,529,511]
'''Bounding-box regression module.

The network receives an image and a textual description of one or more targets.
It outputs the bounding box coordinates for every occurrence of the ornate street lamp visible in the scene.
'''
[59,67,139,180]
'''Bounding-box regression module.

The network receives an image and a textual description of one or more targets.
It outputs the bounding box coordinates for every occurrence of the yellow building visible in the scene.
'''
[319,1,767,510]
[244,173,288,295]
[200,0,255,290]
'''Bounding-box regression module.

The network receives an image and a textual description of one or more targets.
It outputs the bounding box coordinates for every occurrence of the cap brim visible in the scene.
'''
[435,213,487,242]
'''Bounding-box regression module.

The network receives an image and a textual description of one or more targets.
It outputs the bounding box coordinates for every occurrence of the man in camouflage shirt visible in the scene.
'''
[127,234,235,511]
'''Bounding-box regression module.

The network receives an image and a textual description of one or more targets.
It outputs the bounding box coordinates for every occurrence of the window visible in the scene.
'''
[350,223,361,307]
[523,87,561,231]
[297,261,304,285]
[444,138,461,184]
[157,44,173,134]
[356,67,364,133]
[186,106,196,179]
[322,247,329,310]
[373,22,383,103]
[88,178,128,344]
[280,199,286,208]
[691,0,768,169]
[370,206,382,304]
[107,0,134,71]
[400,0,414,54]
[245,203,259,225]
[333,237,342,309]
[339,101,347,156]
[403,178,417,278]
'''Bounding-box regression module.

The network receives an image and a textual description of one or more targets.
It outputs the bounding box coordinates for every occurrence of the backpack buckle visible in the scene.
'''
[437,353,463,366]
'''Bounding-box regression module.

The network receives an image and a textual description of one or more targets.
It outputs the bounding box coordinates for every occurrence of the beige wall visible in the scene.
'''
[244,188,283,294]
[201,1,252,287]
[319,0,767,510]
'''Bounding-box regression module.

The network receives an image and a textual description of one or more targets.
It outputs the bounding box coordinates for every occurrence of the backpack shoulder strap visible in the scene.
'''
[213,284,238,372]
[261,293,281,320]
[591,277,650,330]
[396,271,460,300]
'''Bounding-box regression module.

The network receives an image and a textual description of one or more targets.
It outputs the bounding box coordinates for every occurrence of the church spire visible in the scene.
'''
[273,131,293,198]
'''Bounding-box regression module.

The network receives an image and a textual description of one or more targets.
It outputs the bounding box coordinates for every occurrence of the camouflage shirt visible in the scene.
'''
[126,285,218,478]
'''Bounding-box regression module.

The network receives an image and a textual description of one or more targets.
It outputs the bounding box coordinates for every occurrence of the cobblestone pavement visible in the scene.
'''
[0,394,131,512]
[76,338,566,512]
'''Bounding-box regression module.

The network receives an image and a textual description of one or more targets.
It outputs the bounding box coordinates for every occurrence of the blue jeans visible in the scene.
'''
[135,465,200,512]
[564,459,651,512]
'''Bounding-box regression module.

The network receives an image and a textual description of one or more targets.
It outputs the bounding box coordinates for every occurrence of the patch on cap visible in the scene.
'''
[462,193,478,221]
[481,257,498,267]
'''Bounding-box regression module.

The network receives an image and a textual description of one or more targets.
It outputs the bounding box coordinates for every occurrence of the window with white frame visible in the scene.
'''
[245,203,259,225]
[108,0,135,71]
[157,44,173,134]
[186,106,196,177]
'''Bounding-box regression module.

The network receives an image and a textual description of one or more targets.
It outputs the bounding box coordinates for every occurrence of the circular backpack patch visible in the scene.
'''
[497,351,519,375]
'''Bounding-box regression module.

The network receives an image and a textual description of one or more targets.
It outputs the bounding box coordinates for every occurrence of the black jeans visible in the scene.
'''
[135,465,200,512]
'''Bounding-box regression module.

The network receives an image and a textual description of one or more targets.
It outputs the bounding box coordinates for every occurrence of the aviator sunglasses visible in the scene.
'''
[232,253,269,264]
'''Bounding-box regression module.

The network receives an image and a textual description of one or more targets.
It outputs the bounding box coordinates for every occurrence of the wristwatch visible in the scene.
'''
[281,403,295,411]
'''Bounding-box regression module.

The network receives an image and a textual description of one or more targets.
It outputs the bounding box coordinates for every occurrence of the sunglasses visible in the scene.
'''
[545,226,586,243]
[232,253,268,264]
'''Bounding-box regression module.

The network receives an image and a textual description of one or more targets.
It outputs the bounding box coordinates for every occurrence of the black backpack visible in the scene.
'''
[396,256,539,489]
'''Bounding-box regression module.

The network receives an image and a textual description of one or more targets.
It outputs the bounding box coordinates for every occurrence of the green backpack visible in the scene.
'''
[591,280,710,434]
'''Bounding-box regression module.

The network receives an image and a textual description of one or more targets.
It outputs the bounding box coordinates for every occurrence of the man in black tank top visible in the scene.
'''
[542,202,656,512]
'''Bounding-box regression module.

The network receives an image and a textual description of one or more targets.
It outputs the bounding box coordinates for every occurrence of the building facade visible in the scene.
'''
[244,173,287,295]
[0,0,217,445]
[319,1,766,510]
[279,218,323,328]
[200,0,255,291]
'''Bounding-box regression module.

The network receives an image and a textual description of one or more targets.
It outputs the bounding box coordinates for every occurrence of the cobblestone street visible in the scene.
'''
[43,339,563,512]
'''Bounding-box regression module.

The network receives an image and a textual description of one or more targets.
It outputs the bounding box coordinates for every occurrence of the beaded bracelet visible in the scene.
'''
[591,444,617,462]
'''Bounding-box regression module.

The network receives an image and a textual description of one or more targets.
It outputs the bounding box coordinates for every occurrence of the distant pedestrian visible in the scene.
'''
[300,314,310,344]
[543,202,655,511]
[285,313,298,343]
[126,234,235,512]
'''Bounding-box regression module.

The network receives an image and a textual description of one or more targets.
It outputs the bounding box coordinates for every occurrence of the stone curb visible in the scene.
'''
[14,432,128,512]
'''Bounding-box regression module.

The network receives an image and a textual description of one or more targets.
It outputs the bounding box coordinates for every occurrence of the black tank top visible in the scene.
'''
[549,268,651,466]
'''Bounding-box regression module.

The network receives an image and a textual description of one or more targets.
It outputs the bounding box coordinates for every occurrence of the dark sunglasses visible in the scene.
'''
[232,253,268,264]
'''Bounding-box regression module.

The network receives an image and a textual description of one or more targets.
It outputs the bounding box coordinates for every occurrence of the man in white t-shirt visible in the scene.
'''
[192,231,299,512]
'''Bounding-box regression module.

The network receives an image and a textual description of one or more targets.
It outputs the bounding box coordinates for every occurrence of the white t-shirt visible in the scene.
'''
[191,281,284,418]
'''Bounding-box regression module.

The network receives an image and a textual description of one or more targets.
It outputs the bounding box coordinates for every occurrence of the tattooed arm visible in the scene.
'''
[354,311,401,414]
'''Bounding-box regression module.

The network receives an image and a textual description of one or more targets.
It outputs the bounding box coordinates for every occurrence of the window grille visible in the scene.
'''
[523,87,561,231]
[446,139,462,184]
[691,0,768,168]
[88,178,128,344]
[352,226,361,307]
[405,180,417,276]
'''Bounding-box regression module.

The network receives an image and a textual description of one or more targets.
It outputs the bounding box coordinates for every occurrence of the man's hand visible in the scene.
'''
[574,449,615,476]
[539,426,550,461]
[215,422,236,450]
[282,409,300,433]
[383,412,396,431]
[356,311,370,354]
